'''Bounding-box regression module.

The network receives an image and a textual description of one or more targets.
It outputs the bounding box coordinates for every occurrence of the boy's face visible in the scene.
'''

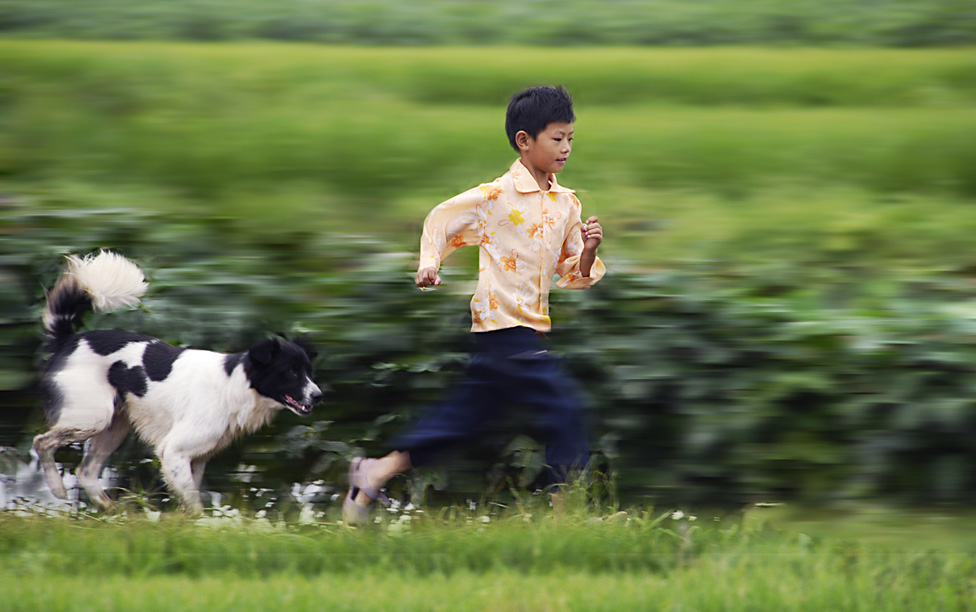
[519,121,574,176]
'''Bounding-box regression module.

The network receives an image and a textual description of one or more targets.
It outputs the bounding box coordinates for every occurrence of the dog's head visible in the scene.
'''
[245,338,324,416]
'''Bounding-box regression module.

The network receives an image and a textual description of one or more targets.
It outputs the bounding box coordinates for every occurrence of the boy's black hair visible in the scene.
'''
[505,85,575,152]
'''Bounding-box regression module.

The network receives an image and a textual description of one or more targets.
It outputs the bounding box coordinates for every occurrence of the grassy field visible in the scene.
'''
[4,566,970,612]
[4,43,976,609]
[4,42,976,273]
[1,506,975,612]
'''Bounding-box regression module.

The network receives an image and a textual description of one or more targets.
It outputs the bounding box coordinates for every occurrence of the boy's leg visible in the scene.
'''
[350,450,412,506]
[389,355,504,467]
[514,355,590,487]
[346,355,505,513]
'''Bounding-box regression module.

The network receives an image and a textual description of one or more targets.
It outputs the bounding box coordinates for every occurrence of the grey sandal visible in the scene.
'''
[342,457,389,525]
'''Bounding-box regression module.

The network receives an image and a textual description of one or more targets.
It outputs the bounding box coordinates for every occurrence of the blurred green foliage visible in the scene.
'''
[0,0,975,47]
[6,201,976,508]
[3,43,976,508]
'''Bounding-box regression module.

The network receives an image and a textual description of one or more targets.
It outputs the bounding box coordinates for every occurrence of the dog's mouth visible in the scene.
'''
[283,395,313,416]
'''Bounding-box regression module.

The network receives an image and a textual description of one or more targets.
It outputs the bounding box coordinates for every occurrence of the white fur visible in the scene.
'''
[49,342,120,432]
[42,251,147,332]
[126,350,278,455]
[69,251,147,311]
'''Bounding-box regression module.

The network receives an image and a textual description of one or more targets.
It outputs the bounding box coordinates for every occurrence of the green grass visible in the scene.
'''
[4,42,976,273]
[5,43,976,107]
[1,508,974,612]
[3,566,972,612]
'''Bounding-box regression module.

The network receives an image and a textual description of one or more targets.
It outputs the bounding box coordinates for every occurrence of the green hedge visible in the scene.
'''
[4,202,976,508]
[1,0,975,47]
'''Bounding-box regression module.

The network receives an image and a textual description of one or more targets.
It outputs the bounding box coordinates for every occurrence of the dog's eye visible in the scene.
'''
[287,369,299,378]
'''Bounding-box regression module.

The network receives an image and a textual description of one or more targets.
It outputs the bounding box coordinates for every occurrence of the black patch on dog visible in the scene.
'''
[42,335,80,376]
[44,289,92,349]
[108,361,148,398]
[143,340,185,382]
[223,353,243,377]
[83,330,152,356]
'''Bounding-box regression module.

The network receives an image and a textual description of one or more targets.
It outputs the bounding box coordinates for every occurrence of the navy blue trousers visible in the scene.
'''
[392,327,589,486]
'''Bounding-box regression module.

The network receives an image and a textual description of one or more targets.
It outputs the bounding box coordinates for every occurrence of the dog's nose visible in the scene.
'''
[310,389,326,404]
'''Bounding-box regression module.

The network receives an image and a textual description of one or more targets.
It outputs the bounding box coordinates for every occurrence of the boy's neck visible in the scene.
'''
[519,157,552,192]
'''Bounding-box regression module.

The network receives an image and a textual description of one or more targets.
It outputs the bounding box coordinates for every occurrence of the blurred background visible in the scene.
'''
[2,0,976,516]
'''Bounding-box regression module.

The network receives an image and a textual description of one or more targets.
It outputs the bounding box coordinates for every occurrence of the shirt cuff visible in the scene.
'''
[556,257,606,289]
[419,251,441,271]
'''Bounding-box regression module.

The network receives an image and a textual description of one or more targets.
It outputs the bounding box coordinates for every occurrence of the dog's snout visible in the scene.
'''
[310,386,327,404]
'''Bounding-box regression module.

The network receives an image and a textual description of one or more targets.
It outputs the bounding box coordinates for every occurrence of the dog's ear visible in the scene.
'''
[293,335,318,361]
[248,338,281,366]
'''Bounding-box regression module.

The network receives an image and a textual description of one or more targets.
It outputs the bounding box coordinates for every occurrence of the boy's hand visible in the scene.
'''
[416,266,442,289]
[582,216,603,252]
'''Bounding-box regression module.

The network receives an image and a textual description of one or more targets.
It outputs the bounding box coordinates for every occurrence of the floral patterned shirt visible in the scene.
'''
[419,159,606,333]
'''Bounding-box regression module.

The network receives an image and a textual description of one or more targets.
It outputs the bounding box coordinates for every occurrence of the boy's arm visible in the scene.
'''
[579,215,603,278]
[417,187,484,288]
[556,207,606,290]
[416,266,441,289]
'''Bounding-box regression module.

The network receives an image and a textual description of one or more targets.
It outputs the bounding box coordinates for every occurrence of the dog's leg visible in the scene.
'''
[77,414,131,509]
[158,449,203,515]
[190,458,207,496]
[36,373,117,500]
[33,428,100,499]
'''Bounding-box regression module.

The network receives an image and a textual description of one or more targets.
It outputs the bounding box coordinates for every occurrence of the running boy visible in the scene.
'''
[343,85,605,524]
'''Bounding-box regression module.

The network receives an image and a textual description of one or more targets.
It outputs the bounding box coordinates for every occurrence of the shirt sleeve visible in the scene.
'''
[555,196,606,289]
[418,186,485,271]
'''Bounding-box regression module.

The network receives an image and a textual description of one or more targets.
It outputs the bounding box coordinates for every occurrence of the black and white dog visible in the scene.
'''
[33,251,323,513]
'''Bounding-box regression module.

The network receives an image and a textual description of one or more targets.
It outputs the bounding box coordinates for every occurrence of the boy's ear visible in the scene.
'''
[515,130,531,151]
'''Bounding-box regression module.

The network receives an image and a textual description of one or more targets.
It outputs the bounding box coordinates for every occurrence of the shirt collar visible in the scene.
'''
[510,159,575,195]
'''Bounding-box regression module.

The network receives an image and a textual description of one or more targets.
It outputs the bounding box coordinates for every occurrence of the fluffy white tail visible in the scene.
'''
[43,251,148,339]
[67,251,147,311]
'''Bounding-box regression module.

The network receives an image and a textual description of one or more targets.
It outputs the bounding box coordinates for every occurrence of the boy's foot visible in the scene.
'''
[342,457,387,526]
